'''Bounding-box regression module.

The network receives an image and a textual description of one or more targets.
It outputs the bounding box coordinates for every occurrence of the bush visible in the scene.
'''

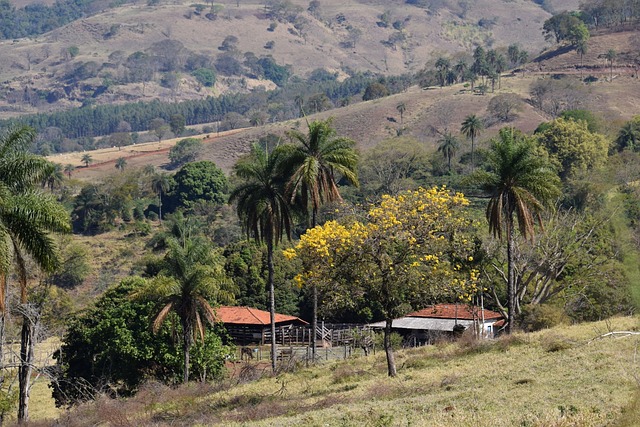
[192,68,216,87]
[169,137,203,168]
[518,304,567,332]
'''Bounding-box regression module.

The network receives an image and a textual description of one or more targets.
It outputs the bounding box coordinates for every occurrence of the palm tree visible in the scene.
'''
[474,128,560,333]
[576,40,588,80]
[0,126,70,421]
[63,164,75,179]
[42,163,65,191]
[605,49,616,80]
[437,132,459,172]
[81,153,93,167]
[283,119,359,362]
[151,173,173,222]
[136,237,234,383]
[230,145,295,372]
[396,103,406,126]
[115,157,127,171]
[461,114,484,170]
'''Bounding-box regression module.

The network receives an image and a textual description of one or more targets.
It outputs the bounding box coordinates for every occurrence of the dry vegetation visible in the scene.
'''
[23,316,640,426]
[0,0,557,115]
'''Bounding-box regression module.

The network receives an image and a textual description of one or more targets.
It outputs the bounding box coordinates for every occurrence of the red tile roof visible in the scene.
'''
[408,304,503,321]
[215,306,308,326]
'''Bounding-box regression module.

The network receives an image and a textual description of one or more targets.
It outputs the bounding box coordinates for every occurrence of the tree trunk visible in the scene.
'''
[384,319,397,377]
[506,218,516,334]
[0,275,5,426]
[311,210,318,363]
[312,283,317,363]
[267,239,277,373]
[158,191,163,223]
[18,314,35,422]
[183,325,192,383]
[471,136,475,171]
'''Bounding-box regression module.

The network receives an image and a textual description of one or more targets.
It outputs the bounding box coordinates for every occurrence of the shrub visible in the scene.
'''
[518,304,567,332]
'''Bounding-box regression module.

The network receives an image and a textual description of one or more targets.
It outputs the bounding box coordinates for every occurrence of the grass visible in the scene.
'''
[32,316,640,426]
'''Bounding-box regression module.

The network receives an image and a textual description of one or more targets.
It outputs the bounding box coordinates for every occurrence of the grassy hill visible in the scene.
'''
[34,316,640,426]
[0,0,562,116]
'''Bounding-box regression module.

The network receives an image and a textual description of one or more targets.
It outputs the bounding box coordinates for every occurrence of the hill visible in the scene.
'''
[39,316,640,426]
[0,0,563,117]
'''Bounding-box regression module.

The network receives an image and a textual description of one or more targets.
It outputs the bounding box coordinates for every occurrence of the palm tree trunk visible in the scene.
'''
[183,329,191,383]
[0,275,5,426]
[384,318,397,377]
[267,239,277,373]
[471,136,475,171]
[506,217,516,334]
[158,191,163,223]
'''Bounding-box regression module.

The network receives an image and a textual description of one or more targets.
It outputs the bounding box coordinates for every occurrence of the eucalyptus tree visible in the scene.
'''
[0,126,70,421]
[474,128,560,333]
[230,145,296,372]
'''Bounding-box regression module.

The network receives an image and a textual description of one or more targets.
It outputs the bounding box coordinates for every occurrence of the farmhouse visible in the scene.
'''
[215,306,308,345]
[368,304,505,345]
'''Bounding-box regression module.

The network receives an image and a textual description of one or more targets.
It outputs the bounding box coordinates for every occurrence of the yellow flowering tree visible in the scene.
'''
[285,187,479,377]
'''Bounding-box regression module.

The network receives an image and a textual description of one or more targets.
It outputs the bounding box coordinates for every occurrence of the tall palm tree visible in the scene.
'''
[283,118,358,362]
[576,40,588,80]
[230,145,295,372]
[0,126,70,421]
[474,128,560,333]
[437,132,459,172]
[396,103,406,126]
[81,153,93,167]
[605,49,616,80]
[137,237,234,383]
[151,173,173,222]
[461,114,484,170]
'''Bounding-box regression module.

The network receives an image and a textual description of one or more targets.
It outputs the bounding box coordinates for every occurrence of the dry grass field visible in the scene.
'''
[31,316,640,426]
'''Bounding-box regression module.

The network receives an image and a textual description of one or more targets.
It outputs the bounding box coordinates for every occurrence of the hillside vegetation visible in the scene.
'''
[0,0,557,115]
[33,316,640,427]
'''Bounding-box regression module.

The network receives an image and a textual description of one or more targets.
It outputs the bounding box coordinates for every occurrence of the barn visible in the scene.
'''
[215,306,308,345]
[368,304,505,345]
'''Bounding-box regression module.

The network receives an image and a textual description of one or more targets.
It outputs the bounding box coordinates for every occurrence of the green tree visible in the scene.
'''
[169,114,186,136]
[615,118,640,152]
[81,153,93,167]
[474,128,561,333]
[136,238,235,383]
[283,118,358,361]
[150,118,170,143]
[168,161,228,212]
[169,137,203,168]
[0,126,70,421]
[42,162,65,191]
[460,114,483,170]
[437,132,459,172]
[230,145,296,372]
[535,117,609,179]
[362,82,389,101]
[52,277,231,405]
